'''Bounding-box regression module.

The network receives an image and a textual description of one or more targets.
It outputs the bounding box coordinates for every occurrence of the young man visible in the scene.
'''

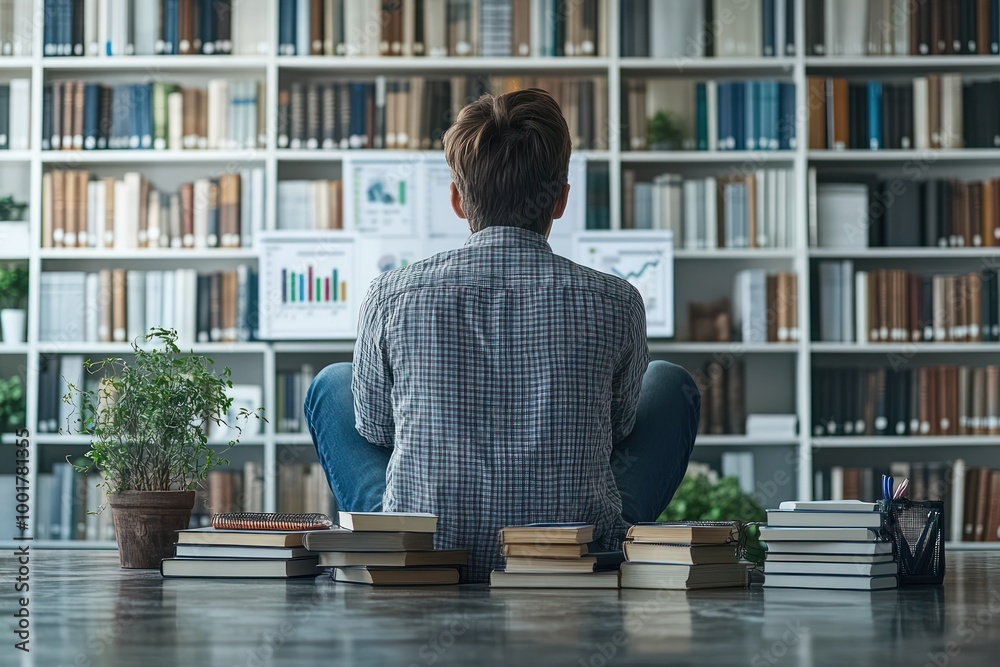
[305,89,699,582]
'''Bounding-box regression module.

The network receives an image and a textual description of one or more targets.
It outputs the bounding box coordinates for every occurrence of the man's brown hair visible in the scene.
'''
[443,88,572,235]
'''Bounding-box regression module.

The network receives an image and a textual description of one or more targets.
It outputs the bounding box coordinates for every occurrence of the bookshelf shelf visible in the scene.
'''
[0,57,33,70]
[811,343,1000,354]
[648,341,797,354]
[945,542,1000,551]
[673,249,797,260]
[0,151,32,162]
[275,433,314,445]
[41,56,271,71]
[808,248,1000,259]
[619,57,796,75]
[36,342,270,354]
[805,55,1000,71]
[272,341,356,353]
[40,150,266,164]
[276,56,613,72]
[812,436,1000,448]
[621,150,796,163]
[0,344,28,354]
[808,149,1000,163]
[39,249,260,261]
[695,435,800,446]
[33,434,268,446]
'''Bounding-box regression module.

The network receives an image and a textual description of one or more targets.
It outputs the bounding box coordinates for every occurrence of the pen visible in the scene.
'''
[893,478,909,500]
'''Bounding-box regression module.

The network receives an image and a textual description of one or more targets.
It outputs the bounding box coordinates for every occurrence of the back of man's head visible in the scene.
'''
[443,88,572,235]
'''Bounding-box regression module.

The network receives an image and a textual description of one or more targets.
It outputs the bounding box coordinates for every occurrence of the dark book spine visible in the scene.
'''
[98,85,111,149]
[0,86,8,150]
[218,0,232,53]
[200,0,216,53]
[72,0,84,55]
[762,0,775,56]
[809,0,825,55]
[83,83,98,150]
[785,0,796,54]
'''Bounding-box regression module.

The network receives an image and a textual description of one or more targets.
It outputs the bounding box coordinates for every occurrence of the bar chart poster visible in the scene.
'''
[573,231,674,337]
[345,158,418,237]
[258,233,357,339]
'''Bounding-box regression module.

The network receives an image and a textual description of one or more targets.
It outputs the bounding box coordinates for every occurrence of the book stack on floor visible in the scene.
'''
[306,512,466,586]
[761,500,898,591]
[490,523,622,588]
[619,523,748,590]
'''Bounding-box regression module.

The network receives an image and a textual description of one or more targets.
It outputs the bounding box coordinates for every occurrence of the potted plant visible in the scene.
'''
[648,110,685,151]
[0,376,25,431]
[0,264,28,344]
[65,328,263,568]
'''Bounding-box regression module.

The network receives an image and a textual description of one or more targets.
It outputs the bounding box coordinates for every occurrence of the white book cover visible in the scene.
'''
[854,270,868,344]
[706,81,718,151]
[126,270,145,342]
[133,0,157,55]
[145,271,162,334]
[160,270,175,333]
[59,355,85,433]
[682,180,700,250]
[193,179,210,248]
[765,561,897,577]
[146,189,160,247]
[755,171,766,247]
[84,272,99,342]
[169,194,182,248]
[950,459,965,543]
[113,180,129,249]
[913,78,929,149]
[704,176,718,249]
[124,173,142,248]
[778,500,878,512]
[653,0,704,60]
[249,168,264,247]
[9,79,29,150]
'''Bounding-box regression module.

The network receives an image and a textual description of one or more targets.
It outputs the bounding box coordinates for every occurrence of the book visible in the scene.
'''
[317,550,468,568]
[760,540,893,556]
[503,551,625,574]
[626,523,735,545]
[176,527,313,548]
[764,510,883,528]
[765,552,895,564]
[333,566,458,586]
[498,523,594,545]
[302,529,434,552]
[764,561,898,577]
[337,511,437,533]
[763,573,897,590]
[174,545,312,559]
[622,543,739,565]
[758,527,884,542]
[489,569,620,589]
[619,562,749,590]
[500,543,589,559]
[161,557,320,578]
[778,500,878,512]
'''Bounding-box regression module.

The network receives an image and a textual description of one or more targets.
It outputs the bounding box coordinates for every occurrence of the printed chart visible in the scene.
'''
[258,233,357,339]
[356,237,426,294]
[346,159,419,236]
[573,231,674,337]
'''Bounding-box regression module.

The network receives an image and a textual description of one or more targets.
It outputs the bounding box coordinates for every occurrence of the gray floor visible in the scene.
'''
[5,550,999,666]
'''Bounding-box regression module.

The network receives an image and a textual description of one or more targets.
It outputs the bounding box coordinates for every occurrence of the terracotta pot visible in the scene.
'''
[109,490,195,569]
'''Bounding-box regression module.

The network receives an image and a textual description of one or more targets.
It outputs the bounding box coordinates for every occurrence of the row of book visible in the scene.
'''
[42,0,269,56]
[733,269,800,343]
[815,177,1000,249]
[811,365,1000,437]
[816,461,1000,543]
[30,466,115,541]
[278,76,607,151]
[276,179,344,230]
[807,0,1000,57]
[694,360,746,436]
[761,501,898,591]
[0,80,30,151]
[622,169,796,249]
[43,79,265,151]
[0,1,32,56]
[276,364,316,433]
[279,0,538,57]
[626,80,796,152]
[41,170,261,249]
[621,0,796,58]
[807,75,1000,151]
[38,267,259,345]
[189,463,334,523]
[816,263,1000,344]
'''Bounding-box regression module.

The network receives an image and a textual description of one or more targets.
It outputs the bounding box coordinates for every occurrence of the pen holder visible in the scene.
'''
[877,498,945,586]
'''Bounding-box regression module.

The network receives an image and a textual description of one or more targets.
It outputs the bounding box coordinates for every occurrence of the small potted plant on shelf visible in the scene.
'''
[0,264,28,344]
[648,110,685,151]
[65,328,264,569]
[0,196,29,256]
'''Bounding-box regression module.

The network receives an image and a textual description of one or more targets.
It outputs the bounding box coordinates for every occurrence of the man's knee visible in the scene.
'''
[646,360,700,431]
[304,362,354,419]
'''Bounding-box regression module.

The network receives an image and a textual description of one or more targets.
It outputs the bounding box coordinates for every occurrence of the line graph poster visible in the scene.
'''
[345,158,419,236]
[573,231,674,337]
[258,232,358,339]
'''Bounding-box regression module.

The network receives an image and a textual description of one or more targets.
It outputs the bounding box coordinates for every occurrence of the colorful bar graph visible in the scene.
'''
[280,265,349,304]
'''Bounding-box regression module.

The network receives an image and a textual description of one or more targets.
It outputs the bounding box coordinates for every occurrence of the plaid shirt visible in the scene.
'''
[353,226,649,582]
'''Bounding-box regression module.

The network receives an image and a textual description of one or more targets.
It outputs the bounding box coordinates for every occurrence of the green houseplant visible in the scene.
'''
[0,264,28,344]
[0,376,26,431]
[648,110,685,151]
[66,328,263,568]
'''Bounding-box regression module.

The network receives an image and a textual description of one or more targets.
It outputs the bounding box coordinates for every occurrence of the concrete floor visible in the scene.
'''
[5,550,999,666]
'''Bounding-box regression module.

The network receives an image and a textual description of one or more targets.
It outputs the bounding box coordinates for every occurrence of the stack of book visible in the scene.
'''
[619,523,748,590]
[490,523,621,589]
[305,512,466,586]
[162,526,321,578]
[761,500,898,590]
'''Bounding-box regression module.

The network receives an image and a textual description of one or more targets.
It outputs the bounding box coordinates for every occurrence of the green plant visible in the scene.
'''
[0,265,28,310]
[0,196,28,222]
[65,328,264,495]
[0,376,25,431]
[648,110,684,148]
[658,473,767,563]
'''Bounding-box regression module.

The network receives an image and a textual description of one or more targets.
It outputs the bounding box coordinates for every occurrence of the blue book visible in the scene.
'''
[695,82,708,151]
[779,83,796,150]
[742,81,754,150]
[717,82,731,150]
[350,82,365,147]
[200,0,216,54]
[762,0,775,56]
[82,84,98,150]
[867,82,882,150]
[279,0,296,55]
[43,0,54,55]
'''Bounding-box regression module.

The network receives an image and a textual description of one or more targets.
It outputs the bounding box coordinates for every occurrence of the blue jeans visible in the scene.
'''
[304,360,700,523]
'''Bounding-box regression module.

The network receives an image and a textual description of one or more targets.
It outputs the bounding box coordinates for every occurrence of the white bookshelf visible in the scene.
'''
[5,0,999,550]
